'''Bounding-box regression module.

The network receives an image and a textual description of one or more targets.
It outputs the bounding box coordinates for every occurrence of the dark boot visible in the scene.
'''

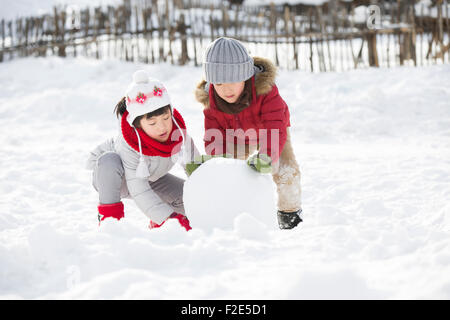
[277,209,302,230]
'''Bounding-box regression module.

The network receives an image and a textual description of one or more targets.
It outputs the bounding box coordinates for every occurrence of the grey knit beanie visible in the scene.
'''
[203,37,255,84]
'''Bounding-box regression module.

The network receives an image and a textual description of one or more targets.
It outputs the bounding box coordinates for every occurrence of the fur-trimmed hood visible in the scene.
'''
[194,56,278,109]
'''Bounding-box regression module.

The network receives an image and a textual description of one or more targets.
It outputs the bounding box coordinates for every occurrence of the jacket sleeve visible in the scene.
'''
[117,142,173,225]
[203,109,227,156]
[259,85,289,163]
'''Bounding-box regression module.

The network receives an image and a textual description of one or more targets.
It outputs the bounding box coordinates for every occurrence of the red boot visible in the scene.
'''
[98,202,124,224]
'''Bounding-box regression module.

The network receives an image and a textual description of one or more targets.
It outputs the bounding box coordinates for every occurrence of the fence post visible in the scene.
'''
[437,0,445,63]
[61,10,67,57]
[70,8,77,57]
[397,0,405,65]
[446,0,450,63]
[188,0,198,67]
[142,5,148,64]
[24,18,30,57]
[315,7,326,72]
[367,30,379,67]
[36,17,45,57]
[83,8,89,57]
[179,13,189,65]
[284,6,290,69]
[147,6,155,64]
[135,4,141,62]
[8,21,13,60]
[17,18,23,57]
[209,4,215,42]
[234,2,239,38]
[54,7,66,57]
[270,3,279,67]
[291,10,299,70]
[222,2,228,37]
[409,2,417,66]
[349,5,357,69]
[94,7,100,59]
[159,2,165,62]
[308,8,313,72]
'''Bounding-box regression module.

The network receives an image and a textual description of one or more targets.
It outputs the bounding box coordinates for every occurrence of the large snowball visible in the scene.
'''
[183,157,277,233]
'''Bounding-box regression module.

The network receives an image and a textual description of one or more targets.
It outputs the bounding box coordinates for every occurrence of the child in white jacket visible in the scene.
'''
[86,70,199,231]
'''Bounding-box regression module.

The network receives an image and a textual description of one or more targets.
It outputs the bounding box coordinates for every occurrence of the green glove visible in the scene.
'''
[185,154,233,176]
[185,161,201,177]
[247,153,272,174]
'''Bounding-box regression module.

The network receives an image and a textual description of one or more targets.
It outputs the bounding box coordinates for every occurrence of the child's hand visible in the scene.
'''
[170,213,192,231]
[185,161,202,177]
[247,153,272,174]
[149,212,192,231]
[149,220,164,229]
[185,154,232,176]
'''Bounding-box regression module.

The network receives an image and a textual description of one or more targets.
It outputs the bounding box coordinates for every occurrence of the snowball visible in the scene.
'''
[183,157,277,233]
[132,70,149,84]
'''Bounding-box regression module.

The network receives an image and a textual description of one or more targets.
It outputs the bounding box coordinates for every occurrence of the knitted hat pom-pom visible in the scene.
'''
[133,70,149,84]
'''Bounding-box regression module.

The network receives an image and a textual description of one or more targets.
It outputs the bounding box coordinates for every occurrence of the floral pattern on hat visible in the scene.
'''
[153,86,163,97]
[136,92,147,104]
[126,87,166,105]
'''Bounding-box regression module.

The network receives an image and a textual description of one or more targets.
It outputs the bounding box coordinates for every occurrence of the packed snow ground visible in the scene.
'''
[0,56,449,299]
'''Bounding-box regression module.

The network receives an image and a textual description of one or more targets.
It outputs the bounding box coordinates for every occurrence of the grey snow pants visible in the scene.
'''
[92,152,185,215]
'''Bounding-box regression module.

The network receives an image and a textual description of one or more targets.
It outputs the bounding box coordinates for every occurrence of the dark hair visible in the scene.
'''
[114,97,172,128]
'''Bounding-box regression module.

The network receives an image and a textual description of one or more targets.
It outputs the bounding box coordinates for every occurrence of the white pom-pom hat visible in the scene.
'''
[125,70,172,126]
[124,70,186,178]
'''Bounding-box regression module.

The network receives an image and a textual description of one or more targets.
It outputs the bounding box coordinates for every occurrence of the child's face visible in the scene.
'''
[213,81,245,103]
[139,109,173,142]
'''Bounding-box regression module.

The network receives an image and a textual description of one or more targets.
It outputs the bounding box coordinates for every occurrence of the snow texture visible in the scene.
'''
[0,55,449,299]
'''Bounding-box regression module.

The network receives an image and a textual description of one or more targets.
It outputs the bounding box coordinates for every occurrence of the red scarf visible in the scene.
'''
[121,108,186,157]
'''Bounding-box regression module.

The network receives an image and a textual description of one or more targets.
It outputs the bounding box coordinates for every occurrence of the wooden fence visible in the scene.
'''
[0,0,449,72]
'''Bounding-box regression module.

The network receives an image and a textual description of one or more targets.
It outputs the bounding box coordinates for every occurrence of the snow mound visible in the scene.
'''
[1,56,450,299]
[183,157,277,233]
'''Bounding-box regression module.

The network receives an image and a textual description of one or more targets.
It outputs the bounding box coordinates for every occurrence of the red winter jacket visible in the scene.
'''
[195,57,290,163]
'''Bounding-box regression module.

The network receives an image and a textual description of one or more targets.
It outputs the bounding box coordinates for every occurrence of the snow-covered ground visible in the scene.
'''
[0,55,449,299]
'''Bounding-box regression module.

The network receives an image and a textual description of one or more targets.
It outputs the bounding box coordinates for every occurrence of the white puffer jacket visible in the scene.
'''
[86,115,199,224]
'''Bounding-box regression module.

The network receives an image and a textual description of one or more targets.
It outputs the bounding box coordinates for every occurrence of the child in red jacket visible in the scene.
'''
[192,37,302,230]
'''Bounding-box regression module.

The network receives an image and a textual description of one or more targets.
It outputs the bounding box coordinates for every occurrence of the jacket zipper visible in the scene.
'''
[234,114,241,128]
